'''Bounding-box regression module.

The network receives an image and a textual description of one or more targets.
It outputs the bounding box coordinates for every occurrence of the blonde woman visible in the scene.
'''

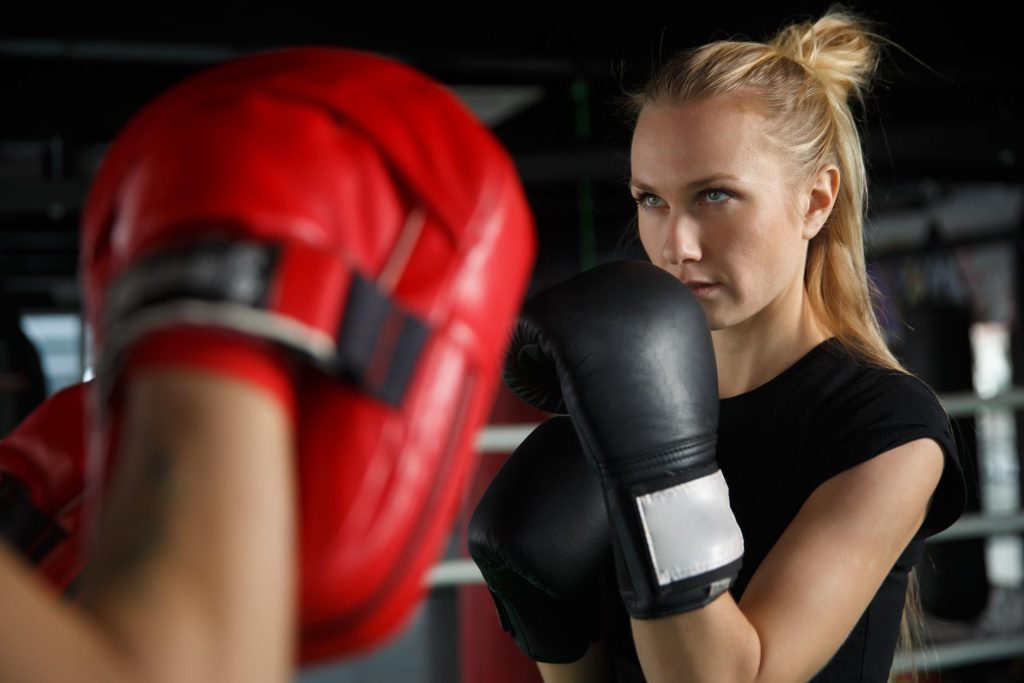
[470,7,967,682]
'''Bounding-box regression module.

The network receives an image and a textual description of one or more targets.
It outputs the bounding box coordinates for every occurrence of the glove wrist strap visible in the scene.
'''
[606,469,744,619]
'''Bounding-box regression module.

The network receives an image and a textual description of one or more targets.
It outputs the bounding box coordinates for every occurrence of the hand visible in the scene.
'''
[469,416,610,663]
[504,260,744,619]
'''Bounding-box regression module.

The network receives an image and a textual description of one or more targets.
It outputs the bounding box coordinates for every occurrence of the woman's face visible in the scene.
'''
[630,96,825,332]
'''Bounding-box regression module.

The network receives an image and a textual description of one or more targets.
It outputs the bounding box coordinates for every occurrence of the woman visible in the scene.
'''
[470,7,967,682]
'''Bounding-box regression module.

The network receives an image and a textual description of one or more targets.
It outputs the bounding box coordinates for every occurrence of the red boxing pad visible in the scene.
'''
[0,382,88,591]
[80,48,536,662]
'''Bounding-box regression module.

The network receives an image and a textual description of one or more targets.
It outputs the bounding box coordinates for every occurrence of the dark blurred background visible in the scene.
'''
[3,2,1022,309]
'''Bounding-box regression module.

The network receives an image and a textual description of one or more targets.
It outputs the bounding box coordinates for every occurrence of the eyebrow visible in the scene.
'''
[629,173,741,192]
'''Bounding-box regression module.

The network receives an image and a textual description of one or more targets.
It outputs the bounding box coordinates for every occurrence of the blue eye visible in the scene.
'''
[703,188,733,203]
[632,192,663,210]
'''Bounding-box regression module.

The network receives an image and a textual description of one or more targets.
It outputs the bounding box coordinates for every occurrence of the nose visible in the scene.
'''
[662,214,702,265]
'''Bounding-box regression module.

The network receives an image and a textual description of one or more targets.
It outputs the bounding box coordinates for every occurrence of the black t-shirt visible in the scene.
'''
[606,338,968,682]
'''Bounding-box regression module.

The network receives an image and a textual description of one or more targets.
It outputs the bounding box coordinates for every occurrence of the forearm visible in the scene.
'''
[12,370,297,683]
[631,593,761,683]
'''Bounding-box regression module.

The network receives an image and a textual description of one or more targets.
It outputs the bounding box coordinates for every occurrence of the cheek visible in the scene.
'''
[741,220,806,287]
[720,219,788,286]
[726,243,764,291]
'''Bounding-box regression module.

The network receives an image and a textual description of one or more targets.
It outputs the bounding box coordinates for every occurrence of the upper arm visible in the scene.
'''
[738,438,945,683]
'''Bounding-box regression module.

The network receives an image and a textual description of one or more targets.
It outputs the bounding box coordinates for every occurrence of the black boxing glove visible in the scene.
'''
[468,417,610,662]
[504,260,743,619]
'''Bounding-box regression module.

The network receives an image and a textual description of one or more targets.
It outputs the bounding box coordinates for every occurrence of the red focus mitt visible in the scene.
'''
[71,47,534,663]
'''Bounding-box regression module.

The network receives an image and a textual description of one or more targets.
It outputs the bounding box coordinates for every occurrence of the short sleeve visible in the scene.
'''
[805,370,967,537]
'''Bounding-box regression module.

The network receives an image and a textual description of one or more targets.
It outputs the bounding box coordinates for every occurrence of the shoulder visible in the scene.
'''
[800,343,967,537]
[813,342,942,418]
[806,342,950,447]
[764,340,945,428]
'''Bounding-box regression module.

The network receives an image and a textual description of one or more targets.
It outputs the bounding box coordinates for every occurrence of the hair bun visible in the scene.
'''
[769,6,882,106]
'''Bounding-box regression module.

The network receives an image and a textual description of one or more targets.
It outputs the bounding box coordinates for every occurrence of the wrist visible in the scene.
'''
[604,469,744,618]
[117,327,298,425]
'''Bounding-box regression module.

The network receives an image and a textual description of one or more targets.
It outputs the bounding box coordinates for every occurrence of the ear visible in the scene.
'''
[801,164,840,240]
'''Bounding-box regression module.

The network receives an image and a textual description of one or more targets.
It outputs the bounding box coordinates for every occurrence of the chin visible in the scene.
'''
[701,302,750,333]
[696,302,725,331]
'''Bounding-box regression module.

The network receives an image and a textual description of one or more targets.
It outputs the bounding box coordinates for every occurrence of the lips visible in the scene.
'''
[682,280,720,297]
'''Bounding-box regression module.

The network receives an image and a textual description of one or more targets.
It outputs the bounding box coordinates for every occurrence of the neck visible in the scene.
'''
[712,277,830,399]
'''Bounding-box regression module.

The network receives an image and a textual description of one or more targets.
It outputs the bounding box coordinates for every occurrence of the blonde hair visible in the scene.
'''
[620,6,926,680]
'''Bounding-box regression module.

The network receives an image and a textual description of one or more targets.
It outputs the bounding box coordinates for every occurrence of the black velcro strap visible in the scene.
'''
[336,273,429,406]
[101,238,430,407]
[103,239,277,332]
[0,476,68,563]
